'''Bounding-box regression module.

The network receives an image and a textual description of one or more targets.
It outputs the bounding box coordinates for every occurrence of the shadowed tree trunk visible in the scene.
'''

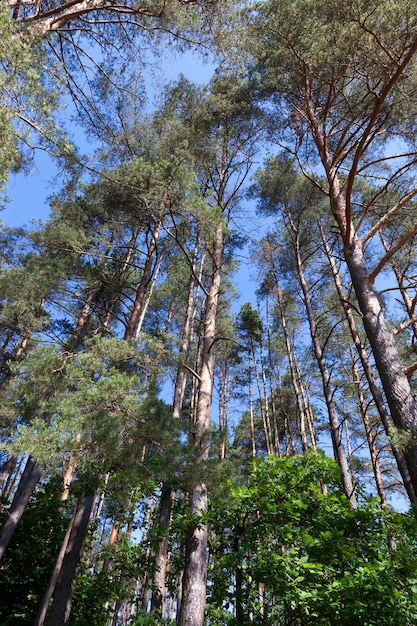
[45,494,95,626]
[34,505,76,626]
[0,456,45,564]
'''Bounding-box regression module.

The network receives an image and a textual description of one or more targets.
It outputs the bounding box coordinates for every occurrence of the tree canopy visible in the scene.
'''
[2,1,417,625]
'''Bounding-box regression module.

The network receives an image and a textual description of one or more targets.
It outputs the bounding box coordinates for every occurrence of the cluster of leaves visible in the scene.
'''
[0,4,31,189]
[0,336,179,487]
[0,5,76,195]
[208,452,417,625]
[0,480,70,625]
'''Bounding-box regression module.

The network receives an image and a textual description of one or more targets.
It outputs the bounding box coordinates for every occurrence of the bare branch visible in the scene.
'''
[361,183,417,247]
[345,34,417,244]
[405,361,417,379]
[369,220,417,284]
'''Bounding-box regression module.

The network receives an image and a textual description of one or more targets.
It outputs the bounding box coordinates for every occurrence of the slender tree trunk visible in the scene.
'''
[101,519,121,575]
[251,341,272,455]
[350,348,387,505]
[248,355,256,459]
[177,221,224,626]
[45,494,95,626]
[71,287,98,342]
[150,487,173,614]
[34,505,76,626]
[276,362,297,456]
[217,360,229,461]
[257,300,274,454]
[0,455,44,563]
[172,244,203,421]
[287,209,357,506]
[135,251,164,339]
[150,243,203,613]
[276,283,309,452]
[139,497,156,612]
[124,220,161,340]
[296,360,318,451]
[265,294,281,456]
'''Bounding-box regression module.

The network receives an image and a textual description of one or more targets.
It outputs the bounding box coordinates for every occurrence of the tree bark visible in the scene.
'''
[124,220,161,340]
[177,221,224,626]
[276,282,309,452]
[251,340,272,455]
[305,82,417,499]
[0,455,44,564]
[320,223,416,502]
[45,494,95,626]
[0,455,19,501]
[150,486,173,614]
[34,505,76,626]
[379,230,417,344]
[265,294,281,456]
[350,348,387,506]
[344,232,417,495]
[149,242,203,614]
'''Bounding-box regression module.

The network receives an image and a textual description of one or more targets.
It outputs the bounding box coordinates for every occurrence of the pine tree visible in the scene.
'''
[245,0,417,497]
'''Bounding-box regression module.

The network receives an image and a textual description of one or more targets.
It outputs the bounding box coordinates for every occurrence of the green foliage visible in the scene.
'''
[130,611,175,625]
[0,5,29,188]
[68,534,147,626]
[0,5,75,193]
[237,302,263,343]
[0,336,175,481]
[208,452,417,625]
[0,479,69,625]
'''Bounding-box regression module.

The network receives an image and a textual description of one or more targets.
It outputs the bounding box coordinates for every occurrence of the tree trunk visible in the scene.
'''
[276,282,309,452]
[257,300,274,454]
[248,355,257,459]
[124,220,161,340]
[288,209,357,506]
[150,486,173,614]
[251,341,272,455]
[177,221,224,626]
[149,242,203,613]
[0,455,44,563]
[320,223,414,502]
[34,505,76,626]
[0,455,19,501]
[45,494,95,626]
[350,348,387,505]
[344,232,417,496]
[265,294,281,456]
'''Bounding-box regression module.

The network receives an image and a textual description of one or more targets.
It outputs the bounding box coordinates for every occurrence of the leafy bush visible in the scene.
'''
[208,452,417,625]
